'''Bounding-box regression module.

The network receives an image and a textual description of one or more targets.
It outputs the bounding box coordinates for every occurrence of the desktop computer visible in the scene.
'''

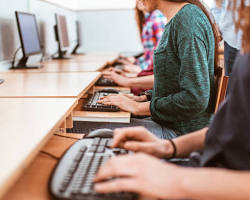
[71,21,84,55]
[54,14,72,59]
[12,11,43,69]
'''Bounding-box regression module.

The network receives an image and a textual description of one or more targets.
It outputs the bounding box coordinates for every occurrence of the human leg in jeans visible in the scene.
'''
[70,118,178,140]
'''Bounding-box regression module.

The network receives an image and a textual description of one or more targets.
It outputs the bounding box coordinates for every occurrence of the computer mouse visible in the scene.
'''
[85,129,114,138]
[99,88,119,94]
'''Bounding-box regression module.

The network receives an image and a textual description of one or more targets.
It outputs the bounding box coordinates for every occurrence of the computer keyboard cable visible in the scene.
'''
[40,150,60,160]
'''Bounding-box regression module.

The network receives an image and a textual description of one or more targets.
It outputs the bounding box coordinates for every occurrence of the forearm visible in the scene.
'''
[134,102,151,116]
[128,75,154,88]
[179,168,250,200]
[173,127,207,158]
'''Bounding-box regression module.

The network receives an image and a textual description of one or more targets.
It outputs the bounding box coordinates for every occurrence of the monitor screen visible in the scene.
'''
[15,11,42,56]
[56,14,70,49]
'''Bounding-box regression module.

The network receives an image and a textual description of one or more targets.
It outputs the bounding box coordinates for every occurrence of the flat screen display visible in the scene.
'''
[16,12,41,56]
[56,15,70,49]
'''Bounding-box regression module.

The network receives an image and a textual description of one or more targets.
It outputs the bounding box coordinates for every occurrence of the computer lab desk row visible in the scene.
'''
[0,86,131,200]
[0,53,132,199]
[0,72,131,123]
[6,53,119,73]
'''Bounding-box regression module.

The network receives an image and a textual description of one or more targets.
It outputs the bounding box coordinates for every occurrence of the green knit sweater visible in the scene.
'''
[150,4,215,134]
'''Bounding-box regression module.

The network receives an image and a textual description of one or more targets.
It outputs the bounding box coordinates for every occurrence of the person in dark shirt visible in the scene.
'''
[93,0,250,199]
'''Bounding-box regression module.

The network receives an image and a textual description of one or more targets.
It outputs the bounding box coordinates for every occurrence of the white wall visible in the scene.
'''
[0,0,28,62]
[0,0,77,67]
[77,9,142,53]
[0,0,142,69]
[29,0,77,56]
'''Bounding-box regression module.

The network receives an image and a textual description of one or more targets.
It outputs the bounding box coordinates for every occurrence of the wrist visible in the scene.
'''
[138,95,147,102]
[139,91,151,101]
[164,140,176,159]
[133,102,142,115]
[168,139,177,159]
[126,78,133,87]
[169,167,192,199]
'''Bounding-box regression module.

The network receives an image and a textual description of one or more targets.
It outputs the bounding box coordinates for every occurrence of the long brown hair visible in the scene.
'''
[135,7,145,40]
[232,0,250,53]
[165,0,220,69]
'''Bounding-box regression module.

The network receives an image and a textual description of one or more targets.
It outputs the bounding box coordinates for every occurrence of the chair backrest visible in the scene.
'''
[214,66,229,112]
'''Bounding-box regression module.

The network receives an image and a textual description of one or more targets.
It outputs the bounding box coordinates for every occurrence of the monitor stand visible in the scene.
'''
[0,79,4,85]
[53,50,72,60]
[10,56,42,70]
[71,44,85,55]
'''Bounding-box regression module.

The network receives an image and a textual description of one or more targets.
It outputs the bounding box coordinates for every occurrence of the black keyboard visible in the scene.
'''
[50,138,136,200]
[95,77,118,87]
[83,92,120,112]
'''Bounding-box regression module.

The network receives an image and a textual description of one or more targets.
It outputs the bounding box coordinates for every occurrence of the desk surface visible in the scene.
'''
[1,53,118,73]
[0,72,100,98]
[10,61,107,73]
[74,52,119,60]
[2,135,76,200]
[0,98,78,199]
[2,136,149,200]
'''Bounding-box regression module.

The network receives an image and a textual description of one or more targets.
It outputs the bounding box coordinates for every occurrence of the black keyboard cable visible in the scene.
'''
[54,133,82,140]
[40,151,60,160]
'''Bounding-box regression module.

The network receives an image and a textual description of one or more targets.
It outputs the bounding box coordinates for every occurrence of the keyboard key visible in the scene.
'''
[92,138,101,146]
[80,146,87,152]
[88,145,97,153]
[96,146,105,153]
[106,139,113,148]
[100,139,108,146]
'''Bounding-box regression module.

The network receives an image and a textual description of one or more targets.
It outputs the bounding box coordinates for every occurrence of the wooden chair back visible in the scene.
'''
[214,66,229,112]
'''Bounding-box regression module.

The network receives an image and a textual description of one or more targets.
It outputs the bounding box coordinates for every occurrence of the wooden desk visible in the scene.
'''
[0,72,131,123]
[0,72,100,99]
[0,98,78,199]
[2,53,118,73]
[51,53,118,64]
[2,136,151,200]
[2,135,76,200]
[10,61,108,73]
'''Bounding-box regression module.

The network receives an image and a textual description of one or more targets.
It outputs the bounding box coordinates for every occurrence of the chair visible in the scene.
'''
[214,66,229,112]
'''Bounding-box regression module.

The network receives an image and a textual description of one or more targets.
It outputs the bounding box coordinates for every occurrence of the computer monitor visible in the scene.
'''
[54,14,71,59]
[13,11,42,69]
[71,21,84,55]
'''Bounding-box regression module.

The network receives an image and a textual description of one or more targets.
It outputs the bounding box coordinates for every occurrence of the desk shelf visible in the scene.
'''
[72,98,131,123]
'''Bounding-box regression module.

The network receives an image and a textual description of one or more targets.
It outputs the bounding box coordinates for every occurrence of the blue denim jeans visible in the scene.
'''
[72,118,178,140]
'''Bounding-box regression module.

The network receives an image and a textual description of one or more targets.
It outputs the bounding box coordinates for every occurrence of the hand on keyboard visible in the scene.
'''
[97,93,143,115]
[83,92,120,112]
[50,138,135,200]
[111,127,173,159]
[102,71,131,87]
[94,153,182,200]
